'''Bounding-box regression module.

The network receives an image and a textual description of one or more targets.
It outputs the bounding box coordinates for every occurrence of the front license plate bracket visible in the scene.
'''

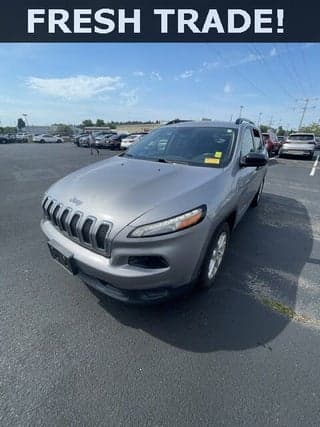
[48,240,78,275]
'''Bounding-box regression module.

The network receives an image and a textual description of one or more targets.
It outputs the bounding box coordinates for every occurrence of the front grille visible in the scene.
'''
[42,197,111,256]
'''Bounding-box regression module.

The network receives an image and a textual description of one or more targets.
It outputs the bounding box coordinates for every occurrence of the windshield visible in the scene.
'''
[289,134,314,141]
[124,126,238,168]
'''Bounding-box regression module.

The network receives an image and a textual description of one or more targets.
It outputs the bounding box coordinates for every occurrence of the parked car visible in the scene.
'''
[279,133,316,159]
[0,134,9,144]
[277,135,286,143]
[315,137,320,150]
[120,132,148,150]
[33,134,63,143]
[0,134,16,143]
[102,133,128,150]
[41,118,268,304]
[73,133,88,146]
[262,131,281,155]
[94,132,117,148]
[16,132,29,143]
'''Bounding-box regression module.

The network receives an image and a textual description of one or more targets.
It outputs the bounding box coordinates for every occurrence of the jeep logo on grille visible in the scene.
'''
[69,197,83,206]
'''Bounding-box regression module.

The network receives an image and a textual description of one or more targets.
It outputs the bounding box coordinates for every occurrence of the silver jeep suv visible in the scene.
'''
[41,119,268,303]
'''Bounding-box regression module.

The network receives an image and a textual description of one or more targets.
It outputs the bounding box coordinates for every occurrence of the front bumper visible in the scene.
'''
[41,217,211,302]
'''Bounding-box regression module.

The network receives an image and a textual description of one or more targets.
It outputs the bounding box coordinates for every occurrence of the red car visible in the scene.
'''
[262,131,282,155]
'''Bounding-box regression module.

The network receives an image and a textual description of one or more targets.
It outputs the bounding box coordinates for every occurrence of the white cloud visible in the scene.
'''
[270,47,277,57]
[27,75,123,100]
[224,83,232,94]
[179,70,194,79]
[133,71,145,77]
[150,72,163,81]
[120,89,139,107]
[200,61,219,71]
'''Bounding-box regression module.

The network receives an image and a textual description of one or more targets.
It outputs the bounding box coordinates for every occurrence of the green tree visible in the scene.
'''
[300,122,320,137]
[106,122,117,129]
[81,119,94,128]
[260,124,268,133]
[54,124,73,136]
[277,126,286,136]
[95,119,106,127]
[17,118,26,130]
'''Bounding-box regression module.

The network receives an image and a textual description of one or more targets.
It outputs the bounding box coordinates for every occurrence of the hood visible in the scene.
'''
[47,156,223,231]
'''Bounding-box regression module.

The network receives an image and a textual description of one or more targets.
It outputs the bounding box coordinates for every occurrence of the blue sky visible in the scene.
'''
[0,42,319,128]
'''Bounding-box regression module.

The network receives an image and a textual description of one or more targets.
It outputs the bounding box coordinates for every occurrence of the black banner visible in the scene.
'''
[0,0,318,42]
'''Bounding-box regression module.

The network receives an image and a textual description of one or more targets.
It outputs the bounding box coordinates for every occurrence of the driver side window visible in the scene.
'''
[241,128,255,157]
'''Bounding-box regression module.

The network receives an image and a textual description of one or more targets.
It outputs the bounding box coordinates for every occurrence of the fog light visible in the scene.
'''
[128,256,169,269]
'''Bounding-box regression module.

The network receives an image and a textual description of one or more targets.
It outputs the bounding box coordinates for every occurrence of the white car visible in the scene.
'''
[279,133,316,160]
[33,134,63,143]
[120,133,147,150]
[16,133,30,143]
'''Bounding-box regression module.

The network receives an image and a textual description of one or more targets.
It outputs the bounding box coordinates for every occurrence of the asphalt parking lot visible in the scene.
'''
[1,143,320,426]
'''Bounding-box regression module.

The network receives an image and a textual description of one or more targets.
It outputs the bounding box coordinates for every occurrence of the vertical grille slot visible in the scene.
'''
[52,205,60,226]
[47,201,54,219]
[42,197,49,215]
[96,224,109,249]
[60,209,69,231]
[70,214,80,238]
[82,219,93,244]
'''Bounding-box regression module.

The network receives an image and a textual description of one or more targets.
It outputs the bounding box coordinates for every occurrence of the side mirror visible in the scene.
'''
[240,152,268,167]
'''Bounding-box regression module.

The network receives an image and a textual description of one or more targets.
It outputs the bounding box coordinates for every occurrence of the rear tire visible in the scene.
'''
[198,222,230,289]
[308,153,314,160]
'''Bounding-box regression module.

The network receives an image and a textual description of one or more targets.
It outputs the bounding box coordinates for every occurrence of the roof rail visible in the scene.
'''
[164,119,193,125]
[235,118,255,126]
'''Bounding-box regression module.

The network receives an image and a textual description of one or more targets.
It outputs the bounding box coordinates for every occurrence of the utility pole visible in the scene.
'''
[269,116,274,128]
[296,98,318,130]
[257,112,262,126]
[239,105,244,119]
[230,113,234,122]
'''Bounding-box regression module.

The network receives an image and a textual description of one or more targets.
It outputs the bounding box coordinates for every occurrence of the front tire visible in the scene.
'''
[251,179,264,208]
[198,222,230,289]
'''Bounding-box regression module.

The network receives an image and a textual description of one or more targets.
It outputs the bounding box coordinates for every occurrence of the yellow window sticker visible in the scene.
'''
[204,157,220,165]
[215,151,222,159]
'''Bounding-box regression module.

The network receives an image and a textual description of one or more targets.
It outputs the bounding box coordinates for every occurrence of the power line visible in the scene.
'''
[250,44,296,101]
[285,44,307,98]
[296,98,318,129]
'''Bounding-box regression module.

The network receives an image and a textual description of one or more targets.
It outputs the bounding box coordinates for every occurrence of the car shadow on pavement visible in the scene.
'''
[93,193,312,353]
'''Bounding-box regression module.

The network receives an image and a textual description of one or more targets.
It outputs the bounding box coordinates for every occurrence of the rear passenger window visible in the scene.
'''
[241,129,255,157]
[253,128,263,150]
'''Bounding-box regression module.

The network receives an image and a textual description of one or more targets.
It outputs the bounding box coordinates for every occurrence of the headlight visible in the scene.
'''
[128,206,206,238]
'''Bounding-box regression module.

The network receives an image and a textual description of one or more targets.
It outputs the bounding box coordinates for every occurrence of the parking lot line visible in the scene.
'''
[310,155,319,177]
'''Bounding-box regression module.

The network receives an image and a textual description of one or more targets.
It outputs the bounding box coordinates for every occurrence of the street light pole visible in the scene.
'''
[257,112,262,126]
[239,105,244,119]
